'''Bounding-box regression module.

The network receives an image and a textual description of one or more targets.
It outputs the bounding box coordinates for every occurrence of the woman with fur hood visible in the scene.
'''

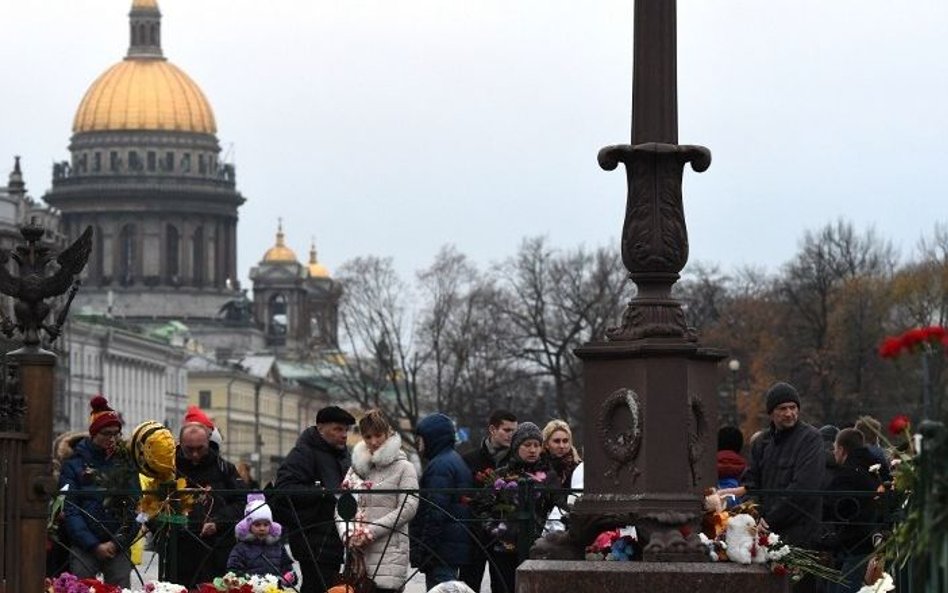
[336,409,419,593]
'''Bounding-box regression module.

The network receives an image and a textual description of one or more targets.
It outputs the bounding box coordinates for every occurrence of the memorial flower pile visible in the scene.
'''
[584,526,638,561]
[700,498,842,583]
[197,572,292,593]
[45,573,186,593]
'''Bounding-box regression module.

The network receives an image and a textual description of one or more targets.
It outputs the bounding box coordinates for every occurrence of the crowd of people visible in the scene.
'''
[51,396,582,593]
[54,381,885,593]
[712,382,890,593]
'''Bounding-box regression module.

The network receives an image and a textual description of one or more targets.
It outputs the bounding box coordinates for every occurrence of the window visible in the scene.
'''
[120,224,136,285]
[166,224,180,280]
[199,390,211,409]
[198,154,207,174]
[147,151,156,172]
[192,226,204,285]
[93,152,101,172]
[110,151,119,172]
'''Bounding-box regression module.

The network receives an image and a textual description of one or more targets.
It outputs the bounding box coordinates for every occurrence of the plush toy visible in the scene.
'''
[724,514,767,564]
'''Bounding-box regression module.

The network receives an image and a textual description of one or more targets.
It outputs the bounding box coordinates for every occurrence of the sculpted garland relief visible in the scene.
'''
[597,388,643,485]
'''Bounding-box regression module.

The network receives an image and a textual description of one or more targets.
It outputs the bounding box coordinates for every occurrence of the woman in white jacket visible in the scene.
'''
[337,409,419,593]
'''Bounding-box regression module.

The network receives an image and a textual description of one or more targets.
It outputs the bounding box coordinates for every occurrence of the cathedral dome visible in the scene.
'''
[263,222,298,264]
[72,59,216,135]
[307,242,330,278]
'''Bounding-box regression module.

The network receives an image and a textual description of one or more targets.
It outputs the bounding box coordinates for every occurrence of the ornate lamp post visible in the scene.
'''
[0,223,92,593]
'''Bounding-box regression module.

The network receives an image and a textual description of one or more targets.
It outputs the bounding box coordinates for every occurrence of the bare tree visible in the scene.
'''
[329,256,423,438]
[496,237,630,423]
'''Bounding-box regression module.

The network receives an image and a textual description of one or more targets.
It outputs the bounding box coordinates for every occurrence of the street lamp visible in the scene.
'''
[727,359,740,426]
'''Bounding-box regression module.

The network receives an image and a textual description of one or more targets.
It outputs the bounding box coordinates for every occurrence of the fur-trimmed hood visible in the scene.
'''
[350,432,407,480]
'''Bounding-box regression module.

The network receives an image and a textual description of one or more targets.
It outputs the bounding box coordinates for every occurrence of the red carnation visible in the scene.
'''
[772,564,788,577]
[901,328,928,350]
[878,336,903,359]
[922,326,946,341]
[889,414,911,436]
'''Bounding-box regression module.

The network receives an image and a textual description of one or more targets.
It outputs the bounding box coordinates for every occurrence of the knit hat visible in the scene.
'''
[244,492,273,524]
[717,426,744,453]
[819,425,840,443]
[316,405,356,426]
[765,382,801,414]
[235,493,281,542]
[510,421,543,453]
[184,405,214,430]
[88,395,122,436]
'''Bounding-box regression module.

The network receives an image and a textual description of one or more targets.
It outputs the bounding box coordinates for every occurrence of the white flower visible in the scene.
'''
[699,533,711,545]
[766,544,791,561]
[869,463,881,474]
[857,572,895,593]
[766,532,780,546]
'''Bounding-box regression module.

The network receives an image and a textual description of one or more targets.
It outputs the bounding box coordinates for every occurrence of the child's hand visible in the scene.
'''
[282,571,296,584]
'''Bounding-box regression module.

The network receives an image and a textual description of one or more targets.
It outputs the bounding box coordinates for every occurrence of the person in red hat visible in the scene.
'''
[184,404,223,449]
[58,395,140,587]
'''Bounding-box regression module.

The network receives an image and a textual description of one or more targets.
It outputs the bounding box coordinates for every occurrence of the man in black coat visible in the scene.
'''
[459,409,516,593]
[824,428,883,593]
[274,406,355,593]
[745,382,825,547]
[174,422,246,589]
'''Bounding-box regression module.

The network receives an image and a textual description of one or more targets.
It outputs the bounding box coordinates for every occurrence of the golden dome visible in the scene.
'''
[73,59,216,134]
[132,0,158,8]
[308,241,330,278]
[263,221,299,263]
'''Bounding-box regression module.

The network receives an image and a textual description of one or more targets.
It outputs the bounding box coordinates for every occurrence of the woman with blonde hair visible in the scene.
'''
[336,409,418,593]
[542,419,581,488]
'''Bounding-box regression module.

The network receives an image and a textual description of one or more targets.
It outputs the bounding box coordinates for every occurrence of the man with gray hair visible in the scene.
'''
[174,418,246,588]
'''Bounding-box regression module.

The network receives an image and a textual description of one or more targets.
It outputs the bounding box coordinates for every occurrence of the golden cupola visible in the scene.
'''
[263,221,299,264]
[71,0,216,135]
[307,240,331,278]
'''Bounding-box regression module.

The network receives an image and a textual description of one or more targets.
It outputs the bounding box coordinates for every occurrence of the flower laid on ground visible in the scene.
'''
[198,572,291,593]
[585,526,638,561]
[45,573,188,593]
[699,499,842,584]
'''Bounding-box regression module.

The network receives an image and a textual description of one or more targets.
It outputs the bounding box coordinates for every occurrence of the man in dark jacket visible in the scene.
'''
[274,405,355,593]
[59,396,140,588]
[410,413,474,590]
[175,422,246,588]
[824,428,883,593]
[460,409,516,592]
[744,382,825,549]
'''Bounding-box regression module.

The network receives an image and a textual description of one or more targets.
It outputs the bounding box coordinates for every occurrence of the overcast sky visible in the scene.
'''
[2,1,946,285]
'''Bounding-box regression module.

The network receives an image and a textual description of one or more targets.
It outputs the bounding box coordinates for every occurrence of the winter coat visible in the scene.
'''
[473,455,561,555]
[409,414,473,569]
[335,433,419,590]
[745,421,825,547]
[273,426,351,566]
[462,438,509,478]
[822,447,883,554]
[58,437,141,552]
[227,536,294,578]
[175,446,246,534]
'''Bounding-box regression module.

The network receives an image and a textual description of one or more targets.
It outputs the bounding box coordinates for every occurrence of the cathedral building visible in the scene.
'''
[44,0,243,323]
[9,0,344,451]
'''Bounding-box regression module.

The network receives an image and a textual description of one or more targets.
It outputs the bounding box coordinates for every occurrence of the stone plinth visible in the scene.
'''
[516,560,789,593]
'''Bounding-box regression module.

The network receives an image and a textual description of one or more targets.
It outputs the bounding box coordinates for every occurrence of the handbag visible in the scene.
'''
[329,547,376,593]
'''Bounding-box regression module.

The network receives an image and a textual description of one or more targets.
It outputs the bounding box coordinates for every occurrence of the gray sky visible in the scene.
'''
[2,0,946,285]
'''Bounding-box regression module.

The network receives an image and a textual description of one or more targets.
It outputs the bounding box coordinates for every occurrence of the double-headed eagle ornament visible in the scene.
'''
[0,223,93,348]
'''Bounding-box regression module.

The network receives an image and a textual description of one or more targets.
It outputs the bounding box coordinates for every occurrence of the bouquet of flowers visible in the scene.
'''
[339,478,375,548]
[584,526,638,561]
[470,467,550,553]
[699,498,842,584]
[197,572,292,593]
[45,573,187,593]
